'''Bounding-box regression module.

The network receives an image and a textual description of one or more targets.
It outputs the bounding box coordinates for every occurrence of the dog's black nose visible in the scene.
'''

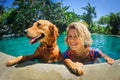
[24,29,28,34]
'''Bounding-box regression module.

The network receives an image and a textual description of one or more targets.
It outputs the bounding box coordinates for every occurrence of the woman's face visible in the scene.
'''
[67,29,83,51]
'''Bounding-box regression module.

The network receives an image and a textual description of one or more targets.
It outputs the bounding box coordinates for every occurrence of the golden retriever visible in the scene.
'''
[6,20,83,76]
[6,20,63,65]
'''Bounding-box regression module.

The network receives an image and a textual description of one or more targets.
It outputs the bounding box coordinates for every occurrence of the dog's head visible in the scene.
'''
[24,20,59,45]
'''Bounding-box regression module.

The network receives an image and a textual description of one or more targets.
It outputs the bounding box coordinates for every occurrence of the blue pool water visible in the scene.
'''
[0,34,120,61]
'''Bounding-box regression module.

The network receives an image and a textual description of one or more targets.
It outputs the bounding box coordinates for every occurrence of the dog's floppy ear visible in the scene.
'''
[49,24,59,41]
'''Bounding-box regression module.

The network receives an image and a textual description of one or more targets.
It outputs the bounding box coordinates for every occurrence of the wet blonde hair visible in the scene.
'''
[65,22,92,47]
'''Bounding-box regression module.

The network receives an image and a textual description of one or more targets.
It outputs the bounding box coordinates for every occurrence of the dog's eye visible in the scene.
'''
[37,23,41,27]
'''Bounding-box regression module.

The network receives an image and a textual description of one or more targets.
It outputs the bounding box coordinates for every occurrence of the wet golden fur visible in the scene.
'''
[6,20,63,66]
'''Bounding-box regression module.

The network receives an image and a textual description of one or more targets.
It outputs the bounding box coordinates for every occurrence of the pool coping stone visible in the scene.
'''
[0,52,120,80]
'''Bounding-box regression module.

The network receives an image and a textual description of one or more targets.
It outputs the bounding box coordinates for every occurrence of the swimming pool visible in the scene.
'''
[0,34,120,61]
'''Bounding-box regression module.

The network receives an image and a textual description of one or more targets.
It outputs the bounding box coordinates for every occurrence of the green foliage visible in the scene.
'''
[0,8,14,38]
[0,0,67,37]
[97,16,110,25]
[109,13,120,35]
[80,3,96,32]
[98,12,120,35]
[64,12,80,25]
[0,1,120,39]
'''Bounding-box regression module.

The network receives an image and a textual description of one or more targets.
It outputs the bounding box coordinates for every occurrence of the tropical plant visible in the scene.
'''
[81,3,96,32]
[109,13,120,35]
[64,11,80,25]
[98,12,120,35]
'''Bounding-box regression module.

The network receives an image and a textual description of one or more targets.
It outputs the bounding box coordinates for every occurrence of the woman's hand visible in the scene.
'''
[101,53,114,65]
[106,57,114,65]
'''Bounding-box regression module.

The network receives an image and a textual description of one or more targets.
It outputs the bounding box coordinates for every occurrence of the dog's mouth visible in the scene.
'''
[30,33,45,44]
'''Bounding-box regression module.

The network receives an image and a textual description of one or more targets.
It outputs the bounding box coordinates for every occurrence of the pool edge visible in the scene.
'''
[0,52,120,80]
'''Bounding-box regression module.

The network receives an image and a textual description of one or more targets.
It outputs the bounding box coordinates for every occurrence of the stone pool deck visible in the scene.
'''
[0,52,120,80]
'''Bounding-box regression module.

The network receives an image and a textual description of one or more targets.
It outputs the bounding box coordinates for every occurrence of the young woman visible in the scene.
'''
[63,22,114,75]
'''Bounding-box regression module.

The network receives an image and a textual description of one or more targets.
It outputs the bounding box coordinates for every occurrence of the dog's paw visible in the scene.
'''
[6,59,16,67]
[76,67,84,76]
[6,56,23,67]
[75,62,84,76]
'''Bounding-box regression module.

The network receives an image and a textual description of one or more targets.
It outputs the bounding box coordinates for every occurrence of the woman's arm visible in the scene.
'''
[99,50,114,65]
